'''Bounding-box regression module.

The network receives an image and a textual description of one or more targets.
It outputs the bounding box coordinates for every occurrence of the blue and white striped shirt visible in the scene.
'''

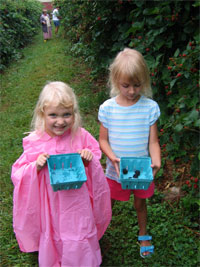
[98,95,160,182]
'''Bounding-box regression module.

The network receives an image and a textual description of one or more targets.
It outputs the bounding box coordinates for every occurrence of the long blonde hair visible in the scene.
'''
[109,48,152,98]
[31,81,81,134]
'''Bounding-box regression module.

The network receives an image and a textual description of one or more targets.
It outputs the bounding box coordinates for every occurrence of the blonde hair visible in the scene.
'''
[109,48,152,98]
[31,81,81,134]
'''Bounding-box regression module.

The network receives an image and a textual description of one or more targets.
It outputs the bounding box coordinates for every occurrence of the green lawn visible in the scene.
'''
[0,31,199,267]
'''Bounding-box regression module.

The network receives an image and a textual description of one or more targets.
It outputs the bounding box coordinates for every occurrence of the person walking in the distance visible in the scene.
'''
[11,81,111,266]
[98,48,161,258]
[40,9,52,42]
[52,6,61,35]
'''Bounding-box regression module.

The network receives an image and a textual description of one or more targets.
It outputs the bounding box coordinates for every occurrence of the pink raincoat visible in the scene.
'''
[11,128,111,267]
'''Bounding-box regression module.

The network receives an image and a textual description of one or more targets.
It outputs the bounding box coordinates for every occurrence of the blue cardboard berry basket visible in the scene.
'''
[47,153,87,192]
[119,157,153,190]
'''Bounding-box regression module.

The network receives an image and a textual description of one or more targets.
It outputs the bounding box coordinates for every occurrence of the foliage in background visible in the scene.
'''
[55,0,200,178]
[0,0,42,71]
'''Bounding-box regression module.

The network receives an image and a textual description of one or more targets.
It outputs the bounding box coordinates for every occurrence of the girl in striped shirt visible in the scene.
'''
[98,48,161,258]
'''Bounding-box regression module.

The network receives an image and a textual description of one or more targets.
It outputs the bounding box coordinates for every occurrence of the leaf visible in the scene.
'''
[174,48,180,57]
[143,7,160,15]
[162,67,170,81]
[179,103,185,108]
[144,55,155,69]
[156,54,163,64]
[184,22,194,34]
[188,109,199,121]
[170,79,177,89]
[111,31,119,41]
[184,72,190,78]
[155,39,165,50]
[193,1,200,7]
[194,119,200,127]
[127,22,144,35]
[135,1,144,7]
[195,199,200,206]
[161,5,171,14]
[174,124,183,132]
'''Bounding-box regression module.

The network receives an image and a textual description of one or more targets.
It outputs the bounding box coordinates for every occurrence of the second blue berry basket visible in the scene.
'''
[47,153,87,192]
[119,157,153,190]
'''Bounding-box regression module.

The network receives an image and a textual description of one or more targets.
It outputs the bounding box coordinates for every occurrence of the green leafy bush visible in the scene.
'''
[57,0,199,176]
[0,0,42,71]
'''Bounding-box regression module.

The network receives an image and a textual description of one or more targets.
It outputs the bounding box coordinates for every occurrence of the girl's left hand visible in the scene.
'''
[151,163,161,177]
[77,149,93,162]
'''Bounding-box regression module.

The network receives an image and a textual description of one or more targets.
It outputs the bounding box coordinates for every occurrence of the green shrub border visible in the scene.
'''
[0,0,43,71]
[56,0,200,177]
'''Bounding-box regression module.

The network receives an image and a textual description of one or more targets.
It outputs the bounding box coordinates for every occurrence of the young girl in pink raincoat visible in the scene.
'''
[11,81,111,267]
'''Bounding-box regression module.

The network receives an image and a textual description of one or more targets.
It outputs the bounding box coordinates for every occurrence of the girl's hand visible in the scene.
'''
[99,123,120,176]
[149,123,161,177]
[111,157,120,177]
[36,153,50,171]
[77,149,93,163]
[151,162,161,177]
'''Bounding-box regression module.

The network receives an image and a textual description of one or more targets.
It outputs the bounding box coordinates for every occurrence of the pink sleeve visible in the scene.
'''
[11,150,41,252]
[85,156,112,240]
[80,128,102,160]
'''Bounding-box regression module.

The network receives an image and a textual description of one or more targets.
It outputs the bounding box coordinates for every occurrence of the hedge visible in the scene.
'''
[0,0,42,71]
[56,0,200,176]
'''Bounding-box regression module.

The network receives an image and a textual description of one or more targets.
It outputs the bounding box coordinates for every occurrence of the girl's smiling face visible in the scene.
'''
[44,104,74,137]
[117,76,142,105]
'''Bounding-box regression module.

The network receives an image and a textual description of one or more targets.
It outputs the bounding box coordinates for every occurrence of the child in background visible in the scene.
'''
[52,6,61,35]
[11,81,111,267]
[98,48,161,258]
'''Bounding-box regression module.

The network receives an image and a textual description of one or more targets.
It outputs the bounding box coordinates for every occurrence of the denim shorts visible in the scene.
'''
[53,20,60,27]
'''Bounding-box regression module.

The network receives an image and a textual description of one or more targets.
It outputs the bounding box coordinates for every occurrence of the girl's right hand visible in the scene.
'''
[99,123,120,176]
[36,153,49,171]
[111,157,120,177]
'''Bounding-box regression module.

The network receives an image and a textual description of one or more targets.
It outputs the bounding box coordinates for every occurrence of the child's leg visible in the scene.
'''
[134,196,147,235]
[134,196,152,256]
